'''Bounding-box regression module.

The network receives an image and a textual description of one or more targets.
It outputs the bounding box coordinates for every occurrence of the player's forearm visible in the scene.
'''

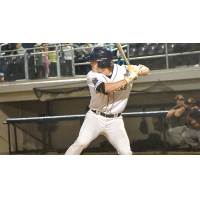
[166,109,176,118]
[105,80,127,93]
[174,108,185,117]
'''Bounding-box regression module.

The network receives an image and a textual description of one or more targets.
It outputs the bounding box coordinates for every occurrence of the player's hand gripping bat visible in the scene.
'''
[114,43,150,77]
[115,43,140,80]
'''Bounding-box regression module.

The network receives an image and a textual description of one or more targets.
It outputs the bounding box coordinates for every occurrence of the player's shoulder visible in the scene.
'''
[87,70,97,78]
[87,71,102,81]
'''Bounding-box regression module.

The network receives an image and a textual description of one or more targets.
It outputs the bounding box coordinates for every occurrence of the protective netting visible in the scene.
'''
[131,81,174,93]
[33,81,88,100]
[33,80,174,101]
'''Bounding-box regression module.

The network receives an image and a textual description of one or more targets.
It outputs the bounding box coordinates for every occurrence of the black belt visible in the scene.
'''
[91,110,121,118]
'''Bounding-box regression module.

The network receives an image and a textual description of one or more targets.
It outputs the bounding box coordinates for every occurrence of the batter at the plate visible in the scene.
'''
[65,47,150,155]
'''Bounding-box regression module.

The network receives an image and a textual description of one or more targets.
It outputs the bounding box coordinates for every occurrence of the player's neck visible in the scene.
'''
[102,68,113,76]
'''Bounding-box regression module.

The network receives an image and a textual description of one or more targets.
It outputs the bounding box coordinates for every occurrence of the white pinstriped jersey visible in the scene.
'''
[87,64,140,115]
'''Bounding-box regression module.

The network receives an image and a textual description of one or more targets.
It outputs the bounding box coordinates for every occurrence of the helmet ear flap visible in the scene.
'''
[98,61,107,69]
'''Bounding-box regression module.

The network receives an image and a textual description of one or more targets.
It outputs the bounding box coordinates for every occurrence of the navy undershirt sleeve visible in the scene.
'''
[96,82,108,95]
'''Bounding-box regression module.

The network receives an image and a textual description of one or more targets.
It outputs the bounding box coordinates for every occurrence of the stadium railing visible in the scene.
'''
[0,43,200,82]
[4,110,169,154]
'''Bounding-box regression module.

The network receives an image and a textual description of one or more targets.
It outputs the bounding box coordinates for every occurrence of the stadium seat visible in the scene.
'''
[138,43,151,48]
[167,43,177,54]
[129,43,137,48]
[129,47,137,57]
[147,44,159,56]
[5,63,16,81]
[186,54,199,66]
[178,43,190,52]
[137,46,149,57]
[157,44,165,54]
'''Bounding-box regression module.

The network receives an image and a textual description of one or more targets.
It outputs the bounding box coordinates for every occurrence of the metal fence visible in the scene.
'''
[0,43,200,82]
[4,110,169,154]
[4,109,200,154]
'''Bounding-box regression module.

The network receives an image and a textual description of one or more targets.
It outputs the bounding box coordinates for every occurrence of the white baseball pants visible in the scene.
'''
[168,126,187,145]
[182,129,200,147]
[65,110,132,155]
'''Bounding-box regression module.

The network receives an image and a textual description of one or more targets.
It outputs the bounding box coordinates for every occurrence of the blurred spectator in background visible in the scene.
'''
[182,98,200,150]
[95,43,105,46]
[106,43,114,50]
[166,95,189,148]
[34,44,45,79]
[35,43,44,47]
[63,43,73,76]
[16,43,25,54]
[73,43,85,62]
[0,73,5,83]
[48,46,56,61]
[116,54,125,65]
[82,43,93,57]
[42,46,50,78]
[48,46,57,77]
[116,47,127,65]
[4,43,15,55]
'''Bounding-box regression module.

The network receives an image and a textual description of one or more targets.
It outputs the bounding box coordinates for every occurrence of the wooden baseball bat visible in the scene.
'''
[114,43,130,65]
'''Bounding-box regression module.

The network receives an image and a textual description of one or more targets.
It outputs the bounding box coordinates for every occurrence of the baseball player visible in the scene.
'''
[65,47,150,155]
[166,95,188,147]
[182,98,200,149]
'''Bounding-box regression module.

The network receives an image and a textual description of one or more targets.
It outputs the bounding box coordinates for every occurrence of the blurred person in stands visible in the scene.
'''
[106,43,114,50]
[73,43,85,62]
[42,46,50,78]
[82,43,93,57]
[116,44,129,65]
[4,43,15,55]
[83,43,94,73]
[48,46,57,77]
[182,98,200,150]
[63,43,73,76]
[95,43,105,47]
[166,94,189,148]
[16,43,25,54]
[0,73,5,83]
[116,47,127,65]
[34,44,45,78]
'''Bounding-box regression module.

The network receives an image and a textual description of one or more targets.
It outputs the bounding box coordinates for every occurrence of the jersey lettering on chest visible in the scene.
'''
[117,84,127,91]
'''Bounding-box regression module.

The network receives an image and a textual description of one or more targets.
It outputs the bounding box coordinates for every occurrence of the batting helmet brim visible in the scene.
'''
[85,55,101,62]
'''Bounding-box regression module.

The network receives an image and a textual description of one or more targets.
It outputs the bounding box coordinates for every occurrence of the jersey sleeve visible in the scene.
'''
[87,72,103,93]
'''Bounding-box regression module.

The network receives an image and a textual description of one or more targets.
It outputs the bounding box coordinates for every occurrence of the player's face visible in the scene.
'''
[176,99,184,107]
[90,61,100,72]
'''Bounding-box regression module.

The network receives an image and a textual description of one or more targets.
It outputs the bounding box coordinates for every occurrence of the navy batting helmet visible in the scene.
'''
[86,47,113,69]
